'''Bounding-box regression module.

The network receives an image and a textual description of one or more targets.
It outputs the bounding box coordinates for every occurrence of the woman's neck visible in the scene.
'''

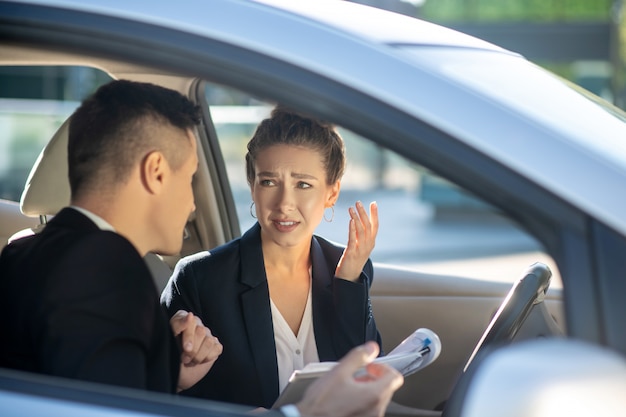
[262,242,311,273]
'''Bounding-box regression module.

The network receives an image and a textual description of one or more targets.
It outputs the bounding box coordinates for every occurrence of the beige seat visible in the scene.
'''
[9,117,173,292]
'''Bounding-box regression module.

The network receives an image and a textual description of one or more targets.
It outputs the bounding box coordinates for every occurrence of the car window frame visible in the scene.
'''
[1,0,616,352]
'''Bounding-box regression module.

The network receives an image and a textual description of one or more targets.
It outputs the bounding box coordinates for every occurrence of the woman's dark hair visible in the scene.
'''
[245,106,346,186]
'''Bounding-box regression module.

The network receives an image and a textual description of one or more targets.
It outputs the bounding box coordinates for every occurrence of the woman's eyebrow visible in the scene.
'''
[292,172,318,180]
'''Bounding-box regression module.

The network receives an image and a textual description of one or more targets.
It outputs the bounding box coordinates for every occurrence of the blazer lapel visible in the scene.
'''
[310,236,337,361]
[239,224,279,406]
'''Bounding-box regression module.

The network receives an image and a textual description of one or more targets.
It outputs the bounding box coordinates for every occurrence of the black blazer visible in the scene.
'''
[0,208,179,393]
[161,222,381,408]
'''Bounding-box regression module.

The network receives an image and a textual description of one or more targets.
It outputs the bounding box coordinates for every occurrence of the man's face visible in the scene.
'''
[155,128,198,255]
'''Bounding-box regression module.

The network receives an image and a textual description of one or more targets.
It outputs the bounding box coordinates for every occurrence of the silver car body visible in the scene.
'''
[13,0,626,236]
[2,0,626,415]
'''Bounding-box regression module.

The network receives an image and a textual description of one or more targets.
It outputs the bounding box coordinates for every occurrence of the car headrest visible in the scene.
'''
[20,118,71,217]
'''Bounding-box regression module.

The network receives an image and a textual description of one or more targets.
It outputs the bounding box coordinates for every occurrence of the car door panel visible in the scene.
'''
[371,263,564,409]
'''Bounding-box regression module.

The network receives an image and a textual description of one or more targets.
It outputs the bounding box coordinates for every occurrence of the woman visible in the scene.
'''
[161,106,382,409]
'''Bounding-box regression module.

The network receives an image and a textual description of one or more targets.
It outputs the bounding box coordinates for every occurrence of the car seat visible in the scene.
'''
[8,117,173,292]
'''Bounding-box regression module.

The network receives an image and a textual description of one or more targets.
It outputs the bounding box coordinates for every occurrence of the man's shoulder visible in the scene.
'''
[1,223,143,282]
[0,221,153,319]
[12,221,133,255]
[2,207,121,255]
[71,230,141,261]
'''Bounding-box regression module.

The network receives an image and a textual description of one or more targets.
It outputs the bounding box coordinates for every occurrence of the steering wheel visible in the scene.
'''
[462,262,552,372]
[441,262,552,417]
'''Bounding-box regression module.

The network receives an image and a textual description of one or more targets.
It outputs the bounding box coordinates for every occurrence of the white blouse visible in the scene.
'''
[270,275,319,394]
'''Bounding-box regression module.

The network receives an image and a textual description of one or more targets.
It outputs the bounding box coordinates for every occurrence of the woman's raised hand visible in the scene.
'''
[335,201,379,281]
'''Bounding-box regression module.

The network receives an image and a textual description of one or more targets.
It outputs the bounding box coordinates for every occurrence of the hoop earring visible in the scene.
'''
[250,202,257,219]
[324,206,334,223]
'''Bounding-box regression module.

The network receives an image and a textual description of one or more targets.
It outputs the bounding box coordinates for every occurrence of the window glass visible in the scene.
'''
[0,66,111,201]
[401,48,626,167]
[205,82,559,284]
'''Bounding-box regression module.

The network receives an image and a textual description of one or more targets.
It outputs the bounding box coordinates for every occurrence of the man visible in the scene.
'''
[0,79,218,394]
[0,80,402,417]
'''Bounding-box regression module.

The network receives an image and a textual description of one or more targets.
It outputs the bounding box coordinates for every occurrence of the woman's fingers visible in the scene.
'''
[336,201,379,281]
[348,201,378,252]
[369,201,379,239]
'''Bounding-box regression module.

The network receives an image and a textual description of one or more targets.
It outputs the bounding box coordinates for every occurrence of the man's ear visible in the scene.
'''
[326,180,341,206]
[141,151,167,194]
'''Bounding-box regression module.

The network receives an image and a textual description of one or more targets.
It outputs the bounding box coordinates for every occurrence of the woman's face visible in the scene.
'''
[251,144,339,249]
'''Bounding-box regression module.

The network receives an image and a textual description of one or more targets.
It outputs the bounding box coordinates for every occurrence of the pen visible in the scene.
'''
[353,337,432,379]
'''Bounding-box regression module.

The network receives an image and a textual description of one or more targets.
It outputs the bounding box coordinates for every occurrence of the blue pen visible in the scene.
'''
[354,337,432,378]
[419,338,431,355]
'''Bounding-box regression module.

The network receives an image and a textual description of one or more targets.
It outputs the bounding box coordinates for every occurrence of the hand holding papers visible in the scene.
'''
[273,328,441,408]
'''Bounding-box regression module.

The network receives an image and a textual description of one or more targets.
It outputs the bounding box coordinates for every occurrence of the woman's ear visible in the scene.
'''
[141,150,166,194]
[326,180,341,206]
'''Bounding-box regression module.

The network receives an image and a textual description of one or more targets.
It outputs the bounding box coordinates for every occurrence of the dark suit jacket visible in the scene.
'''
[0,208,179,393]
[161,222,381,408]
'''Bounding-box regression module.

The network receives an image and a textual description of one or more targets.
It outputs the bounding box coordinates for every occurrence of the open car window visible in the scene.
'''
[1,67,562,286]
[204,81,560,285]
[0,66,112,203]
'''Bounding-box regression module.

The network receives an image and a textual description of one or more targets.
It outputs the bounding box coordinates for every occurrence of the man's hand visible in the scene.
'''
[169,310,222,391]
[295,341,403,417]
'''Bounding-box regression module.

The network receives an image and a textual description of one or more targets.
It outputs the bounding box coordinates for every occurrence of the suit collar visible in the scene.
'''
[69,206,115,231]
[239,223,266,288]
[238,223,279,406]
[309,236,336,360]
[310,236,334,289]
[46,207,101,232]
[239,224,333,288]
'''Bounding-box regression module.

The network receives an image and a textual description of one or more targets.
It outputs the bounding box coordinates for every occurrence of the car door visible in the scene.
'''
[198,81,565,410]
[0,1,598,414]
[0,62,566,411]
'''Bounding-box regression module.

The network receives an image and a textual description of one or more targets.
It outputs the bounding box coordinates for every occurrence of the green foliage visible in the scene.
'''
[420,0,612,22]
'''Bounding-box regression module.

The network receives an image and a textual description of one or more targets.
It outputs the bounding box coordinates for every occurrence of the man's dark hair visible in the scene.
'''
[68,79,201,197]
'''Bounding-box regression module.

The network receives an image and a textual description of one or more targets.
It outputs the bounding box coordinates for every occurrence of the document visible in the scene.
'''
[272,328,441,408]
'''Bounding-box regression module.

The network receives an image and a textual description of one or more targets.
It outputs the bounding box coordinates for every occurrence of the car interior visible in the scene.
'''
[0,43,567,415]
